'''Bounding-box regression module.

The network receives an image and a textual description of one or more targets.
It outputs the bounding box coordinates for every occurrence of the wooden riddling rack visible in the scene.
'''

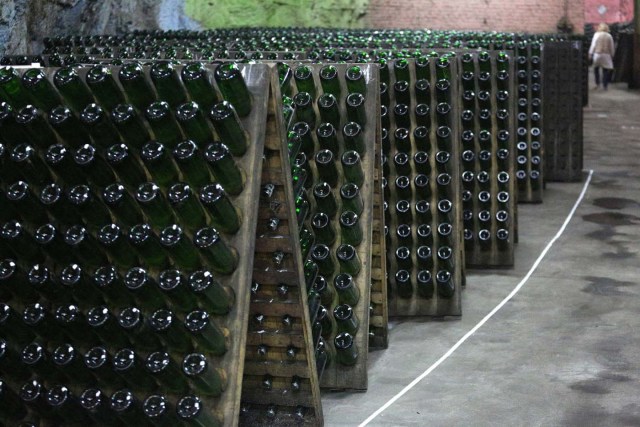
[239,72,323,425]
[455,50,517,268]
[514,40,544,203]
[542,40,585,182]
[274,63,379,390]
[381,56,463,318]
[0,62,270,425]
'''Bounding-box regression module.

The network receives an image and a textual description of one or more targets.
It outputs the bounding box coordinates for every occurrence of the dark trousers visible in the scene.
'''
[594,67,612,88]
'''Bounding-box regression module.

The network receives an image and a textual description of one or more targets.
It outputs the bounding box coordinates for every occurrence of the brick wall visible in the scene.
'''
[366,0,585,34]
[584,0,634,23]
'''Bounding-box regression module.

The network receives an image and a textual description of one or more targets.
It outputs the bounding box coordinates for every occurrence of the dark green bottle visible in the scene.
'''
[64,224,108,267]
[293,91,316,126]
[173,140,211,187]
[109,389,140,424]
[6,144,51,186]
[145,351,186,393]
[199,183,241,234]
[181,62,220,109]
[15,105,57,148]
[315,149,339,188]
[188,270,234,315]
[334,304,359,335]
[168,182,207,230]
[334,272,360,306]
[193,227,237,275]
[48,105,90,148]
[319,65,341,98]
[345,65,366,95]
[149,308,191,352]
[159,224,200,270]
[86,65,126,111]
[0,102,25,144]
[203,142,244,196]
[313,181,338,218]
[111,103,151,148]
[80,103,122,148]
[27,263,60,301]
[291,121,314,156]
[6,181,48,224]
[343,121,365,155]
[136,182,175,228]
[0,379,28,422]
[91,268,129,307]
[150,61,187,106]
[0,66,32,107]
[128,224,167,269]
[184,310,227,356]
[102,183,143,227]
[182,353,227,397]
[214,63,252,117]
[339,210,363,246]
[141,141,180,187]
[317,93,340,128]
[1,220,41,261]
[97,223,138,267]
[21,68,62,111]
[117,306,162,350]
[112,348,156,391]
[177,395,222,426]
[346,92,367,125]
[334,332,358,366]
[311,243,336,276]
[53,66,95,112]
[293,64,316,98]
[209,101,248,157]
[67,183,113,224]
[176,101,213,145]
[107,143,148,185]
[341,150,364,187]
[145,101,183,147]
[118,62,156,109]
[337,243,361,276]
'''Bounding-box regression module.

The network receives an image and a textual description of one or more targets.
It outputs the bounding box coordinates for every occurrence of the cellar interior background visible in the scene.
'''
[1,0,639,426]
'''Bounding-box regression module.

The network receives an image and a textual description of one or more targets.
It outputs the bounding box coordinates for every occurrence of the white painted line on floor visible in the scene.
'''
[359,170,595,427]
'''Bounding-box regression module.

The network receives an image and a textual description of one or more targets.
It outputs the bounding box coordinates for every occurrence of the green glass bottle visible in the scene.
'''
[91,268,130,307]
[0,379,28,422]
[293,64,316,98]
[334,272,360,306]
[128,224,166,269]
[0,102,25,144]
[291,121,314,156]
[111,103,151,148]
[1,220,41,261]
[168,182,207,230]
[315,149,339,188]
[149,308,191,352]
[159,224,200,270]
[339,210,363,246]
[141,141,180,187]
[345,65,366,95]
[209,101,248,157]
[337,243,361,276]
[177,395,222,426]
[182,353,227,397]
[80,103,122,148]
[214,63,252,117]
[334,304,359,335]
[48,105,90,148]
[293,91,316,126]
[334,332,358,366]
[6,180,48,224]
[150,61,187,106]
[341,150,365,187]
[118,62,157,109]
[15,105,57,148]
[173,140,211,187]
[311,212,336,246]
[311,243,335,276]
[278,62,293,97]
[109,389,140,424]
[176,101,213,145]
[184,310,227,355]
[317,93,340,128]
[193,227,237,275]
[0,66,32,107]
[346,92,367,125]
[97,223,138,267]
[203,142,244,196]
[199,183,241,234]
[86,65,126,111]
[64,224,108,267]
[313,181,338,218]
[145,351,187,393]
[145,101,183,147]
[319,65,341,98]
[117,307,162,350]
[342,121,365,155]
[136,182,175,228]
[112,348,157,391]
[106,143,148,185]
[181,62,219,109]
[102,183,144,227]
[67,183,112,224]
[21,68,62,111]
[53,66,95,112]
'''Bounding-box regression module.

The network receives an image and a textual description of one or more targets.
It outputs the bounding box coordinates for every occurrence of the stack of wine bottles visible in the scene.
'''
[0,60,273,426]
[276,62,378,391]
[457,50,516,267]
[542,40,584,182]
[379,54,464,317]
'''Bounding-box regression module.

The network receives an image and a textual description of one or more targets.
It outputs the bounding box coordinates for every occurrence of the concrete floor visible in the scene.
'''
[321,81,640,426]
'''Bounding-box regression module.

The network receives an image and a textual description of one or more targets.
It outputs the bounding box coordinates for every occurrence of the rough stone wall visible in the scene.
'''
[0,0,164,56]
[366,0,585,34]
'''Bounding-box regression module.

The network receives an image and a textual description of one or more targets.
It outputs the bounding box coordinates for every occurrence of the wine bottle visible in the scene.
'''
[204,142,244,196]
[53,66,95,112]
[85,65,126,111]
[214,63,252,117]
[118,62,156,109]
[209,101,248,157]
[181,62,219,109]
[111,103,150,148]
[150,61,187,106]
[184,310,227,355]
[145,101,183,147]
[48,105,90,148]
[182,353,227,397]
[21,68,62,111]
[176,101,212,145]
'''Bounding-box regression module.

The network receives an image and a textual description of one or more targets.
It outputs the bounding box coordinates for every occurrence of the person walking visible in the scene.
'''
[589,23,615,90]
